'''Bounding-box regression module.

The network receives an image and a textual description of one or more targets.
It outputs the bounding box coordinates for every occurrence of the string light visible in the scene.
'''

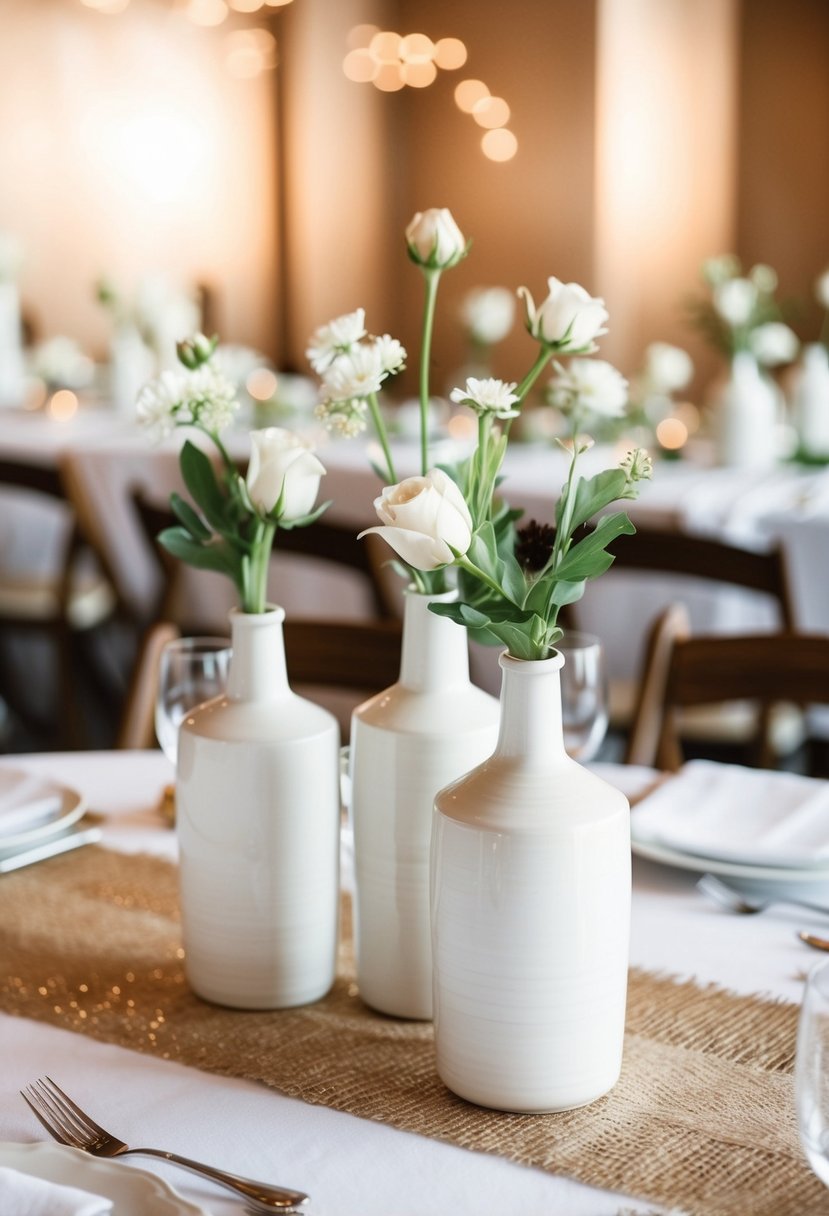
[481,128,518,162]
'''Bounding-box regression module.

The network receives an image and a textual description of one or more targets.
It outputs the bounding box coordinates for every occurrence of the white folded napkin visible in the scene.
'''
[0,1166,112,1215]
[0,772,61,839]
[631,760,829,868]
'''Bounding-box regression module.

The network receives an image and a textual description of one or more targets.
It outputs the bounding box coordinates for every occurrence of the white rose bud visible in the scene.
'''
[518,277,609,351]
[405,208,467,270]
[246,427,326,521]
[359,467,472,571]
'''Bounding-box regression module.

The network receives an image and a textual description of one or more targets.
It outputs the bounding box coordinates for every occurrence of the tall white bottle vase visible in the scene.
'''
[431,650,631,1113]
[109,324,154,416]
[349,589,500,1020]
[794,343,829,458]
[177,606,341,1010]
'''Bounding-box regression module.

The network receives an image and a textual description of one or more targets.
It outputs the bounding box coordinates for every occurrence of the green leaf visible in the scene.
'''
[169,492,211,542]
[158,527,242,583]
[555,512,635,582]
[180,441,231,534]
[429,600,492,630]
[567,469,628,531]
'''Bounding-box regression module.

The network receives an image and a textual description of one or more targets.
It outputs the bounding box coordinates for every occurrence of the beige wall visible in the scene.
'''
[0,0,278,359]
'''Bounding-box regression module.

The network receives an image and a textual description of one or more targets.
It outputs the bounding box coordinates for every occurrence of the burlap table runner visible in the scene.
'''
[1,846,826,1216]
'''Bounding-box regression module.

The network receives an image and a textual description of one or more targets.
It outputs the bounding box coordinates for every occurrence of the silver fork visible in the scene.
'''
[21,1076,309,1213]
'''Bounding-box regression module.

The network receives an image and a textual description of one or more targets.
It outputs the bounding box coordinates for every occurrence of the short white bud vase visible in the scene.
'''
[431,649,631,1113]
[349,589,500,1019]
[793,343,829,459]
[177,605,341,1010]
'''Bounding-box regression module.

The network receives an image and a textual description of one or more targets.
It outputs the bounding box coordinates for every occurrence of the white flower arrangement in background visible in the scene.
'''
[690,255,799,367]
[460,286,516,348]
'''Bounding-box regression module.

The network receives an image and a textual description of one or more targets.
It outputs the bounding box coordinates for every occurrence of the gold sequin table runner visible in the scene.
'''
[1,846,826,1216]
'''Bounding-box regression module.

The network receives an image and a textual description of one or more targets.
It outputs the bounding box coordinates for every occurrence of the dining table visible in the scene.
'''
[1,747,827,1216]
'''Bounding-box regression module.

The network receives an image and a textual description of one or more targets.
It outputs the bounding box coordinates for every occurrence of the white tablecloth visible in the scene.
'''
[0,750,818,1215]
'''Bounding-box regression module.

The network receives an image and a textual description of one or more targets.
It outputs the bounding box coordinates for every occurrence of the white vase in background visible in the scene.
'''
[715,350,779,469]
[0,281,26,408]
[431,649,630,1113]
[793,343,829,459]
[177,605,341,1010]
[109,324,154,416]
[349,589,500,1020]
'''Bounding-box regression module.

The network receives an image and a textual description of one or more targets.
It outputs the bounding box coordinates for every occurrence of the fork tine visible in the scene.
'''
[40,1076,107,1140]
[32,1079,92,1144]
[20,1086,76,1147]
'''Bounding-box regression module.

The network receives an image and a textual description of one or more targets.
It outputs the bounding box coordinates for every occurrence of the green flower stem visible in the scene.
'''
[419,267,442,474]
[515,344,555,403]
[549,422,582,575]
[243,520,276,613]
[367,391,397,484]
[456,552,509,601]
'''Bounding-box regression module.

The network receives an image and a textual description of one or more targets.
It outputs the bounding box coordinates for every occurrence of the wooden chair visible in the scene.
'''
[640,633,829,772]
[624,603,690,766]
[130,491,398,630]
[0,457,120,747]
[116,617,403,751]
[604,526,796,630]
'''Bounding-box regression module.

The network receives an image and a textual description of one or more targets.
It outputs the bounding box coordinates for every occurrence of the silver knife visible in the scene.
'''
[0,822,103,873]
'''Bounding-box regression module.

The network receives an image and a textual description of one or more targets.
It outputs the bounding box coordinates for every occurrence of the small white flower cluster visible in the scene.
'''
[548,358,629,420]
[136,360,239,442]
[307,308,407,437]
[620,446,654,485]
[699,255,799,367]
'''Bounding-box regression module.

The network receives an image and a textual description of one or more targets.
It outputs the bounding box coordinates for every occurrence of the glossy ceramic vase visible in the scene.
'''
[177,605,340,1010]
[349,589,500,1019]
[431,649,631,1113]
[715,350,779,469]
[793,343,829,459]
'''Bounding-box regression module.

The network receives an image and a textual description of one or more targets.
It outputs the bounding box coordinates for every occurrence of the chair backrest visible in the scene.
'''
[116,620,181,749]
[652,633,829,770]
[624,603,690,768]
[606,526,796,630]
[130,490,398,626]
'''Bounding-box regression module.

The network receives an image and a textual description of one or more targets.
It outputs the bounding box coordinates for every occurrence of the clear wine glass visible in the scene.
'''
[796,957,829,1187]
[557,631,608,762]
[154,636,232,767]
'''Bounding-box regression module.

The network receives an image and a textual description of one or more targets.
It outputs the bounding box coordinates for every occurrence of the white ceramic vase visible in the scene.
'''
[793,343,829,459]
[715,350,779,469]
[431,649,631,1113]
[109,324,154,416]
[349,589,500,1019]
[177,605,341,1010]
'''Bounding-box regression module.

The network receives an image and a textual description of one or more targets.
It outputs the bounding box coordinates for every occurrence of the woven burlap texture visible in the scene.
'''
[1,846,826,1216]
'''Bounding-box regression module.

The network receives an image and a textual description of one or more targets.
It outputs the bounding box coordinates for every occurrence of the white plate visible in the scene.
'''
[0,1142,209,1215]
[631,835,829,903]
[0,768,86,851]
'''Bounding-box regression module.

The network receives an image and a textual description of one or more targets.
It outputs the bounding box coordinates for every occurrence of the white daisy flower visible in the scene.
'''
[306,308,367,373]
[450,376,521,419]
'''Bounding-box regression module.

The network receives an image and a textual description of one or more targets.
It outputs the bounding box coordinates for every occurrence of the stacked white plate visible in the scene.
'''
[0,767,100,873]
[630,760,829,903]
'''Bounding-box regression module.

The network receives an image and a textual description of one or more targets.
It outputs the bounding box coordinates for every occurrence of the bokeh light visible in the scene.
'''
[185,0,229,26]
[481,128,518,161]
[347,24,379,50]
[402,60,437,88]
[370,31,403,64]
[655,417,689,450]
[372,63,405,92]
[228,0,264,11]
[472,96,510,129]
[400,33,435,63]
[454,79,489,113]
[434,38,467,70]
[246,368,278,401]
[49,390,79,421]
[343,48,377,83]
[81,0,131,11]
[226,28,277,78]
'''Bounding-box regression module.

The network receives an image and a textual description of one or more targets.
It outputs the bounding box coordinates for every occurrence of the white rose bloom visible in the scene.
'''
[322,344,385,402]
[450,376,521,419]
[306,308,367,373]
[815,270,829,310]
[461,287,516,345]
[246,427,326,521]
[359,467,473,571]
[549,358,628,419]
[518,277,609,351]
[136,369,186,441]
[372,333,407,375]
[749,322,799,367]
[643,342,693,394]
[405,208,466,269]
[713,277,757,327]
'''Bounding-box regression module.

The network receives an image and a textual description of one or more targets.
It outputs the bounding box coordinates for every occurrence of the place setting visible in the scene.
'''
[0,766,100,874]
